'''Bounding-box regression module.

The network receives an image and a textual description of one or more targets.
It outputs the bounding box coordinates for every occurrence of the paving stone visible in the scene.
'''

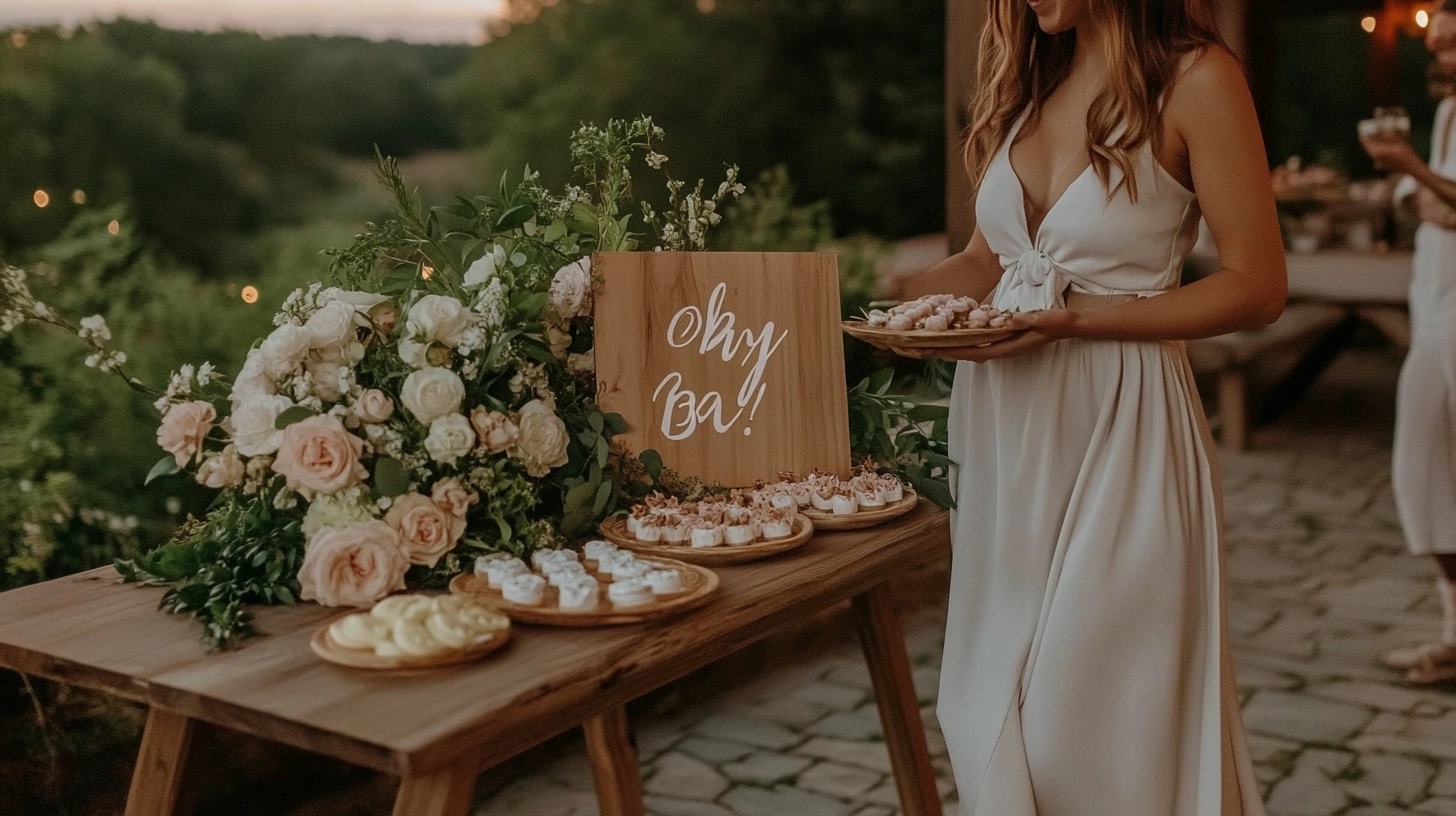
[1346,807,1416,816]
[644,753,731,801]
[794,737,893,774]
[791,682,869,710]
[1234,663,1302,692]
[849,807,895,816]
[1416,797,1456,816]
[1242,690,1373,745]
[691,715,801,751]
[720,784,856,816]
[822,661,873,690]
[1352,712,1456,762]
[1264,752,1351,816]
[677,737,755,765]
[1319,575,1431,613]
[1433,763,1456,797]
[1308,680,1449,715]
[1245,733,1302,765]
[796,761,883,799]
[646,796,736,816]
[1338,752,1435,805]
[808,707,883,740]
[720,752,813,785]
[474,780,598,816]
[726,697,831,730]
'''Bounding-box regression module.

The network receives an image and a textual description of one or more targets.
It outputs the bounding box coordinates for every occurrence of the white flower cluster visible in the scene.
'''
[0,266,35,333]
[644,165,746,252]
[274,282,326,327]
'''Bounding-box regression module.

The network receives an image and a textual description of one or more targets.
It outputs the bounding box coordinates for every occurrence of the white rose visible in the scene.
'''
[353,389,395,424]
[259,323,310,380]
[567,349,595,374]
[511,399,571,477]
[425,414,476,465]
[469,407,520,454]
[229,349,276,408]
[306,359,349,402]
[405,295,471,348]
[400,367,465,425]
[397,337,430,369]
[230,394,295,457]
[319,287,389,311]
[302,300,358,352]
[463,245,507,288]
[549,257,593,318]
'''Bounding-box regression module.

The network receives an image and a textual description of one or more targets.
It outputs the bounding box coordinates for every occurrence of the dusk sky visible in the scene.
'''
[0,0,507,43]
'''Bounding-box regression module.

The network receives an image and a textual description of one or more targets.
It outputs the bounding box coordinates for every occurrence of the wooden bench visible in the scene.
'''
[0,506,951,816]
[1187,302,1349,451]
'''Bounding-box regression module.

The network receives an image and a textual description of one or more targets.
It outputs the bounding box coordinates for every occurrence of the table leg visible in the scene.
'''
[393,762,479,816]
[583,705,645,816]
[852,582,942,816]
[124,708,197,816]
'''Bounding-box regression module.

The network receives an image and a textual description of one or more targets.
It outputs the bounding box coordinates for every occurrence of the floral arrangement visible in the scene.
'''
[1271,156,1348,205]
[2,117,953,649]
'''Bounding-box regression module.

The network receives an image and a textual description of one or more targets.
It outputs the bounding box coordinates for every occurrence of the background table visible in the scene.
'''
[0,505,951,816]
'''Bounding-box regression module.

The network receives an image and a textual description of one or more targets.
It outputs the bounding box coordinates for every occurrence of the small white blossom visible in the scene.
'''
[78,314,111,342]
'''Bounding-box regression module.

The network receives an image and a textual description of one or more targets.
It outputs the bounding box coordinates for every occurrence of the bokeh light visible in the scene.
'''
[107,220,121,235]
[1362,16,1378,33]
[1417,9,1430,28]
[71,189,86,205]
[241,286,260,304]
[33,190,50,208]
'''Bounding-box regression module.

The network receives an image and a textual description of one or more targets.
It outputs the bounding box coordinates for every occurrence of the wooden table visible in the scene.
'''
[1286,249,1413,350]
[0,505,950,816]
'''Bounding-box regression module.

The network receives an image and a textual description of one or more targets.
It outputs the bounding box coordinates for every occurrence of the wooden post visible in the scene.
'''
[583,706,645,816]
[125,709,197,816]
[852,582,942,816]
[393,762,479,816]
[946,0,987,254]
[1371,0,1403,106]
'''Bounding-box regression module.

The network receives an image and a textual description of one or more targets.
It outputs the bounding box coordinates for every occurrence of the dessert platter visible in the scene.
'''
[310,593,513,671]
[842,294,1021,349]
[599,490,814,565]
[784,466,919,531]
[449,547,718,626]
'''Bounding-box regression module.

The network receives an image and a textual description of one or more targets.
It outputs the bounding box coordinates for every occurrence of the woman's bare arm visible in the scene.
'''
[902,227,1005,302]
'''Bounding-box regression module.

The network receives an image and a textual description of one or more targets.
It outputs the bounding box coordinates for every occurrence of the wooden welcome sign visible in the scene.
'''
[594,252,851,487]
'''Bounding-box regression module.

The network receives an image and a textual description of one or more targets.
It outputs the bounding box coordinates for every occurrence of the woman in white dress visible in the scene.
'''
[1364,4,1456,685]
[878,0,1286,812]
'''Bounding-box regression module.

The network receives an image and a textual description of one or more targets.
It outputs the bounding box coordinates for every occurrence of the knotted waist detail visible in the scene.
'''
[992,249,1170,312]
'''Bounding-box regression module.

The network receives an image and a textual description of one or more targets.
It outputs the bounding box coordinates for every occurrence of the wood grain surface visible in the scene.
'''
[594,252,852,486]
[0,506,949,778]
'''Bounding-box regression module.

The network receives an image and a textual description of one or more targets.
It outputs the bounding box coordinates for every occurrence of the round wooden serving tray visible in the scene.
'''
[842,320,1019,349]
[801,490,920,531]
[310,618,512,672]
[449,556,718,627]
[598,514,813,565]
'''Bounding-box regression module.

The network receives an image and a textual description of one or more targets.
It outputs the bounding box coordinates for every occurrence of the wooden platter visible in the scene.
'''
[597,514,814,565]
[310,618,512,672]
[449,556,718,627]
[842,320,1019,349]
[802,491,920,531]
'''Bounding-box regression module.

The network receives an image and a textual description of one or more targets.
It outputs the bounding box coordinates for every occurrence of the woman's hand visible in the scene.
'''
[889,328,1051,363]
[1362,136,1425,175]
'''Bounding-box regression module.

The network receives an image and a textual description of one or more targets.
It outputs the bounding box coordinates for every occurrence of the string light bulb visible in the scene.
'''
[1417,8,1430,28]
[107,220,120,235]
[1362,15,1378,33]
[241,286,260,304]
[33,190,50,208]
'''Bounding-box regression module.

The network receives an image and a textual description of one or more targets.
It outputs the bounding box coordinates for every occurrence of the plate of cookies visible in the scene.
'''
[842,294,1021,349]
[449,546,718,626]
[599,491,814,565]
[310,593,512,671]
[782,467,920,532]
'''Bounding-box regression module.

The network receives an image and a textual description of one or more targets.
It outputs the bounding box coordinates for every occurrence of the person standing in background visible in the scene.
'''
[1362,1,1456,685]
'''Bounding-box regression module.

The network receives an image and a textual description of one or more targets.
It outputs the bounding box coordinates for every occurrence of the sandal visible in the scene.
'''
[1382,641,1456,672]
[1403,642,1456,685]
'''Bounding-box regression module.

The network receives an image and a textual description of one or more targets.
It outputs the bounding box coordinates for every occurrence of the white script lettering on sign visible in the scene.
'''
[654,283,788,440]
[594,252,851,487]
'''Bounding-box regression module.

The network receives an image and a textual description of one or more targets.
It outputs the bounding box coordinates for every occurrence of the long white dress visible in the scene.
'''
[937,111,1266,816]
[1394,97,1456,557]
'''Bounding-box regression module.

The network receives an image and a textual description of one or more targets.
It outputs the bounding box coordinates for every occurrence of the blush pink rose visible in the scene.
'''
[431,478,478,520]
[271,414,367,498]
[297,521,408,607]
[385,492,464,567]
[157,401,216,467]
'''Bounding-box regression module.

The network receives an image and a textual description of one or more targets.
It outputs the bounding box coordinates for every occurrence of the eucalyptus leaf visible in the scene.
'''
[144,456,181,485]
[603,413,630,435]
[274,405,318,430]
[639,449,664,479]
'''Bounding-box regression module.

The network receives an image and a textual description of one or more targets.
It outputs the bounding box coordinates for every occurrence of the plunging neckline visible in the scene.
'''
[1005,114,1094,246]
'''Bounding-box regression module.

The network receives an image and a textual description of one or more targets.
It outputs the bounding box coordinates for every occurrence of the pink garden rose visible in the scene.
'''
[431,478,478,520]
[157,400,216,467]
[353,389,395,424]
[385,492,464,567]
[469,407,519,454]
[196,445,245,489]
[271,414,367,498]
[297,521,408,607]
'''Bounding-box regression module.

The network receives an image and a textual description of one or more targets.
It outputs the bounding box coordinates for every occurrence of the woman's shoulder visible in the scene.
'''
[1163,45,1253,129]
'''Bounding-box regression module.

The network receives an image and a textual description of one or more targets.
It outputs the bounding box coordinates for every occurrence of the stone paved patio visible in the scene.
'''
[472,347,1456,816]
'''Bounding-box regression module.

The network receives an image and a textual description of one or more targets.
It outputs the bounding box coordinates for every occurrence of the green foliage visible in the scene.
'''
[848,369,954,509]
[447,0,946,240]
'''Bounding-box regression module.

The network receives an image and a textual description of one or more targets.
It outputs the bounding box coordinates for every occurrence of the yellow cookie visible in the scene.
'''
[371,595,433,624]
[328,613,391,651]
[390,618,451,658]
[425,612,483,650]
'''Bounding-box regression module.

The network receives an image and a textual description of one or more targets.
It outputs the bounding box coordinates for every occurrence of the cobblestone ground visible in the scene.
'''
[473,348,1456,816]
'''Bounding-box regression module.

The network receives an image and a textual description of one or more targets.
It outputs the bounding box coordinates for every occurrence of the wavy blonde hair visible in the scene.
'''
[962,0,1226,202]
